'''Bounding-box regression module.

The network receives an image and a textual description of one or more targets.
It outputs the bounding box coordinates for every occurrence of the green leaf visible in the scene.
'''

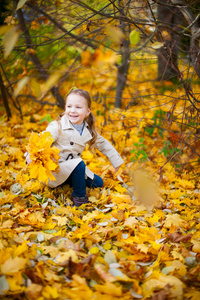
[39,115,52,124]
[163,148,168,157]
[17,0,28,10]
[129,30,140,46]
[169,148,175,156]
[130,149,136,153]
[163,141,171,146]
[145,127,154,136]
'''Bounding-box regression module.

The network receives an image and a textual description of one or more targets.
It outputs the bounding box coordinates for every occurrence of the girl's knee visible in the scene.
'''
[94,175,103,188]
[75,160,85,171]
[99,177,103,188]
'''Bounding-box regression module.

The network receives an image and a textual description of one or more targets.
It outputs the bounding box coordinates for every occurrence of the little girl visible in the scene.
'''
[27,89,123,207]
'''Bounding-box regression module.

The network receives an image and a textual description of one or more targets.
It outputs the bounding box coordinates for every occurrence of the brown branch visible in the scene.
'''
[15,0,65,109]
[26,2,98,49]
[0,62,23,118]
[0,70,11,121]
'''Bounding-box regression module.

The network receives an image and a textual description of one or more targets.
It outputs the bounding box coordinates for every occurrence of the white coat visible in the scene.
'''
[45,115,124,188]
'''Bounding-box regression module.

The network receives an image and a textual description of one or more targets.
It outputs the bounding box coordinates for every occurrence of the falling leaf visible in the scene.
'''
[13,77,30,97]
[2,26,21,58]
[16,0,28,10]
[40,73,62,99]
[106,26,125,43]
[0,25,14,36]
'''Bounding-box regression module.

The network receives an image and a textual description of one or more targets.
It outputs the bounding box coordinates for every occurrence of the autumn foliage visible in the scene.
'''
[25,132,60,183]
[0,78,200,299]
[1,1,200,299]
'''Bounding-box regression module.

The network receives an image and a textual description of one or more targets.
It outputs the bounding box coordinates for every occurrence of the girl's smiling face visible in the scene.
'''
[65,94,91,125]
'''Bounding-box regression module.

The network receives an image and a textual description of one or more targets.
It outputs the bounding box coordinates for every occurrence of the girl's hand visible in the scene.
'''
[114,166,120,173]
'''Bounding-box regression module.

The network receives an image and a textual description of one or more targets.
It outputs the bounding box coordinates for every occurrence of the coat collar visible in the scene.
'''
[61,115,92,145]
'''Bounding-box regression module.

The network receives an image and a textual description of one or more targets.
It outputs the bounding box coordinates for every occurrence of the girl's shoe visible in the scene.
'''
[72,195,88,207]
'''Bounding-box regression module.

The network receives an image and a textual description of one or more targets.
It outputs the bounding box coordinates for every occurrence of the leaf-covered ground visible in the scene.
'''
[0,113,200,300]
[1,62,200,299]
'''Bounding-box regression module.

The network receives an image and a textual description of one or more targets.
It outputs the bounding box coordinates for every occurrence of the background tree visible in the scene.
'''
[156,0,183,81]
[0,0,200,115]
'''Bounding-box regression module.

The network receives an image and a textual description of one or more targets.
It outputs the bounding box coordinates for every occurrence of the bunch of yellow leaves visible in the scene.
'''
[27,132,60,184]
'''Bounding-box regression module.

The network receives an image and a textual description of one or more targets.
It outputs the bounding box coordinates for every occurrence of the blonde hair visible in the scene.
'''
[66,88,97,150]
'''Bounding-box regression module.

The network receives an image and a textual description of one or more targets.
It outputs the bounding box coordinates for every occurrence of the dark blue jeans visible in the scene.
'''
[64,161,103,197]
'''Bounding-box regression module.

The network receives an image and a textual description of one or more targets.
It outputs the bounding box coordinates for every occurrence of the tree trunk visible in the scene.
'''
[15,1,65,109]
[157,0,183,81]
[171,0,200,79]
[115,2,130,108]
[115,38,130,108]
[0,71,12,121]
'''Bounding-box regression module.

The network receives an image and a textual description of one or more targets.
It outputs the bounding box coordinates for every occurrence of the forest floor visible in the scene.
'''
[0,98,200,299]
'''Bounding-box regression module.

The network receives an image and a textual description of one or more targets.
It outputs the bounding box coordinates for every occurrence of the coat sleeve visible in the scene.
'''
[44,121,59,142]
[95,133,124,168]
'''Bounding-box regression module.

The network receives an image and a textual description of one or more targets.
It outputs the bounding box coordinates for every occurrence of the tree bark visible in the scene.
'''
[115,2,130,108]
[0,71,12,121]
[115,38,130,108]
[171,0,200,79]
[157,0,183,81]
[26,2,97,50]
[15,1,65,109]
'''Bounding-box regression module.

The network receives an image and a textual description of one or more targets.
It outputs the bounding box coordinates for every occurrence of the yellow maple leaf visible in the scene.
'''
[26,211,46,225]
[42,285,58,299]
[27,132,60,184]
[137,244,149,254]
[185,290,200,300]
[94,281,122,296]
[7,277,24,293]
[73,223,93,239]
[192,239,200,253]
[163,214,186,228]
[171,250,185,262]
[52,215,68,226]
[26,283,43,299]
[1,256,27,275]
[143,275,184,299]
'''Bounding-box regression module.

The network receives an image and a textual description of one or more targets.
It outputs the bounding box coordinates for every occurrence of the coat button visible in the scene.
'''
[70,142,74,145]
